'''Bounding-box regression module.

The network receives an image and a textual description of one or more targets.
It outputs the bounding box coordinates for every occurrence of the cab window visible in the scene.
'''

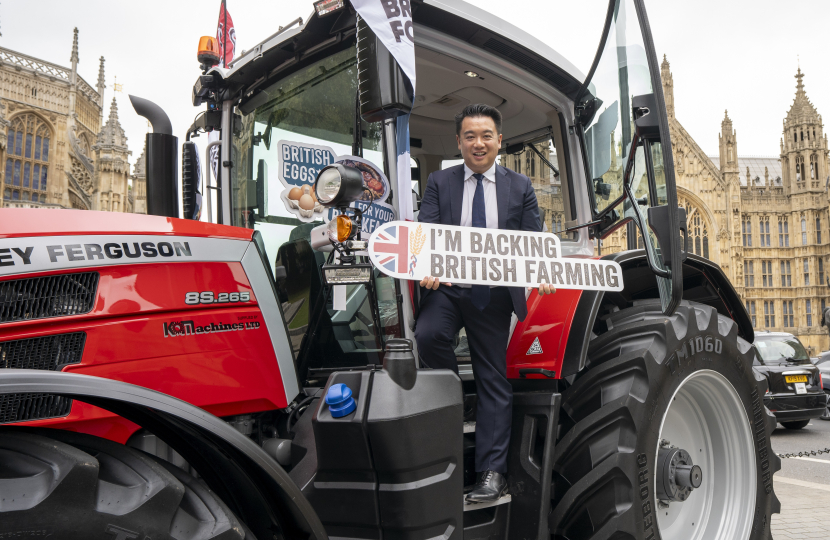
[231,45,400,385]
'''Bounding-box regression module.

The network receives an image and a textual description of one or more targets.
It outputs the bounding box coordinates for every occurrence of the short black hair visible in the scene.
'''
[455,104,502,136]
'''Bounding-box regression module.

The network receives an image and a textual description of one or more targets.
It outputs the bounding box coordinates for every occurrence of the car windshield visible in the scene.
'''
[754,336,811,365]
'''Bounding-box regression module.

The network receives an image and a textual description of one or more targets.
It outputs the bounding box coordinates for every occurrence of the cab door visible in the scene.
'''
[575,0,684,315]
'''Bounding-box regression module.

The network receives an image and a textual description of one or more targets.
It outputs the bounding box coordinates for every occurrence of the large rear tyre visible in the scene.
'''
[0,428,249,540]
[549,300,780,540]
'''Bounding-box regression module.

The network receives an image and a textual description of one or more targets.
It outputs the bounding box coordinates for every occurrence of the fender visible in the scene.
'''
[0,370,326,540]
[559,250,753,377]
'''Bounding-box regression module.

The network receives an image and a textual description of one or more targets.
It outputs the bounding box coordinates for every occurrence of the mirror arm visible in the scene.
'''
[525,140,560,177]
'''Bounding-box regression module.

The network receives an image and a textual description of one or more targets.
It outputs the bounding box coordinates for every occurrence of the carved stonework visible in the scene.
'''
[70,155,93,193]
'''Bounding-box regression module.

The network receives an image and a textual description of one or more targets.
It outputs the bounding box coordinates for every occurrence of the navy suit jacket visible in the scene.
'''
[417,163,542,321]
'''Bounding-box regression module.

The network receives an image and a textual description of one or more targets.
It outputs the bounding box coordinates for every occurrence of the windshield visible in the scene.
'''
[231,45,400,383]
[754,336,811,365]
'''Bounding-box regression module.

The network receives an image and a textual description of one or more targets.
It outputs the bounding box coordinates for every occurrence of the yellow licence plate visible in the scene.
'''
[785,375,808,383]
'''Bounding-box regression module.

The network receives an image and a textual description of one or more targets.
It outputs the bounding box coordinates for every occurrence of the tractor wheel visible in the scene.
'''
[550,300,780,540]
[0,428,249,540]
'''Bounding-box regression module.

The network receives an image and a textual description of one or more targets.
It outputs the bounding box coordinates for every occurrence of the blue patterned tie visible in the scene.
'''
[471,173,490,311]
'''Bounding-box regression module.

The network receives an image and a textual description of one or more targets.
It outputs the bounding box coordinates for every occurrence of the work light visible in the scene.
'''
[314,164,365,208]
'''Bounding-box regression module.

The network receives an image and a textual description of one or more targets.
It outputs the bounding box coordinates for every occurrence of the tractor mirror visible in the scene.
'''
[181,141,202,220]
[356,15,412,123]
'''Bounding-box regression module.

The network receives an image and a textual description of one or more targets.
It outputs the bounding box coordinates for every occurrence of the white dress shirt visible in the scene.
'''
[460,162,498,229]
[457,162,499,288]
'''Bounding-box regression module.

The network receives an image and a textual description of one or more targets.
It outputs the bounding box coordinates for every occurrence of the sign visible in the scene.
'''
[276,139,396,234]
[367,221,624,291]
[351,0,415,222]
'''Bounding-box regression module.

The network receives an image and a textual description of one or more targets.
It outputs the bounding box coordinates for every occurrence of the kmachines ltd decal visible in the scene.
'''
[277,140,396,234]
[0,235,250,276]
[163,320,261,337]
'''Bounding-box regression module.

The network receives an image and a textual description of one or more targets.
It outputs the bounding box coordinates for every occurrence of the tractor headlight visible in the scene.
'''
[314,164,365,207]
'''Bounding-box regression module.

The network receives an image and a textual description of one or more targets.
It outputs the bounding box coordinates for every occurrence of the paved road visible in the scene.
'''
[770,417,830,539]
[772,418,830,484]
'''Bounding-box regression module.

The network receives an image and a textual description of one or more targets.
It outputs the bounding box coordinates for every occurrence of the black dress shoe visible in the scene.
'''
[465,470,507,503]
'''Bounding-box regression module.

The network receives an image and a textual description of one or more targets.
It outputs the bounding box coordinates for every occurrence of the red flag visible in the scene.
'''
[216,1,236,68]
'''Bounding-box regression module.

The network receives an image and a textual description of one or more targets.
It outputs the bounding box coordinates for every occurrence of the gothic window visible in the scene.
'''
[760,217,770,246]
[783,301,794,328]
[778,218,789,247]
[744,261,754,287]
[794,132,797,143]
[820,258,825,285]
[796,156,804,183]
[762,261,773,287]
[678,197,710,259]
[741,215,752,247]
[806,300,813,327]
[746,301,756,327]
[780,260,792,286]
[803,258,810,286]
[4,114,50,203]
[800,130,804,141]
[530,154,535,178]
[801,217,808,245]
[764,301,775,327]
[810,154,817,180]
[818,217,823,244]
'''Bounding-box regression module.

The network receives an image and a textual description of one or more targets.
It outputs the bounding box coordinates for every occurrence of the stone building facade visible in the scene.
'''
[0,28,139,213]
[600,57,830,354]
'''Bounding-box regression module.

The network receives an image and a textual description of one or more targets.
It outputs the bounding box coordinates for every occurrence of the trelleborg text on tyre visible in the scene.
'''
[550,300,780,540]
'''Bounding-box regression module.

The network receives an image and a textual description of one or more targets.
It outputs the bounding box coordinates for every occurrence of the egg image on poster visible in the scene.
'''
[285,183,324,219]
[299,194,315,210]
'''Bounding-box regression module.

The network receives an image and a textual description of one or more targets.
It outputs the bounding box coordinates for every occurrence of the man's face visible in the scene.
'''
[457,115,502,174]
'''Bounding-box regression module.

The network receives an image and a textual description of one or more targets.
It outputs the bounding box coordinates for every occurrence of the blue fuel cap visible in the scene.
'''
[325,383,356,418]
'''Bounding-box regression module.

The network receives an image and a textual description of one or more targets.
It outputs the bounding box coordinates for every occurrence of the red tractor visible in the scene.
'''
[0,1,778,539]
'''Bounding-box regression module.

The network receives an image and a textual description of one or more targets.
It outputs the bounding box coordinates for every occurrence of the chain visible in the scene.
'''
[776,448,830,459]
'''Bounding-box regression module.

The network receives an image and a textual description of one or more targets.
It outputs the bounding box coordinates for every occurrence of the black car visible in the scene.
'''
[813,350,830,419]
[753,332,825,429]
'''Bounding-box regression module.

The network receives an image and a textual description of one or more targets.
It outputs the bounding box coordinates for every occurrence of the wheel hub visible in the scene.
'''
[656,446,703,502]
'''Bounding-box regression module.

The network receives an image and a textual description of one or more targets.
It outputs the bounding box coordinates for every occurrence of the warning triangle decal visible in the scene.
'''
[526,337,543,355]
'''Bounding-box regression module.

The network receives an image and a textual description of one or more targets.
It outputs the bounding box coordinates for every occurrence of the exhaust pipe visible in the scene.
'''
[129,95,178,218]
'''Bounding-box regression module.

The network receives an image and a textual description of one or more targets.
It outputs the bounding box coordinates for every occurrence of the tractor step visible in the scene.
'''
[463,493,511,511]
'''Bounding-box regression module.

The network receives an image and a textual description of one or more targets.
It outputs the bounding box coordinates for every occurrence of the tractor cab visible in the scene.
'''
[194,0,683,387]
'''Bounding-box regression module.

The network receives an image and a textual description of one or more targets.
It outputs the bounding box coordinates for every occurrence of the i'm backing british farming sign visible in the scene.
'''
[368,221,624,291]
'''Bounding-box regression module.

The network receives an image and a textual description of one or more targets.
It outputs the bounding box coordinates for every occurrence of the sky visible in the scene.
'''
[2,0,828,170]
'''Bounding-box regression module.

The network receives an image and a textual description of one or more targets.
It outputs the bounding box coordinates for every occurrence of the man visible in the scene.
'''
[415,103,555,503]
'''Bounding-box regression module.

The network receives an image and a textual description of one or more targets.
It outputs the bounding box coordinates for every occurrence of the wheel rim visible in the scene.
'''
[656,369,756,540]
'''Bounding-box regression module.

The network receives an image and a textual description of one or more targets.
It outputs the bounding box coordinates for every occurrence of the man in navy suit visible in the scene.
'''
[415,104,555,503]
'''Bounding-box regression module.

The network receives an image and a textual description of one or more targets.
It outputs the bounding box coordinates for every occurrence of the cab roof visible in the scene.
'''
[222,0,585,104]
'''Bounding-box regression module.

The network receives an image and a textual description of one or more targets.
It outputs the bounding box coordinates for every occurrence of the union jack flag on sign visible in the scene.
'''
[372,224,409,274]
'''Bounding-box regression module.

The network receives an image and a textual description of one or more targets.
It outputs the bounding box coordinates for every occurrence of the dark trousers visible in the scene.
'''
[415,285,513,474]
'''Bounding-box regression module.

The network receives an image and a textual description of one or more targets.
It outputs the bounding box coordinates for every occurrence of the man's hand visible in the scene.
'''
[420,276,451,290]
[538,283,557,296]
